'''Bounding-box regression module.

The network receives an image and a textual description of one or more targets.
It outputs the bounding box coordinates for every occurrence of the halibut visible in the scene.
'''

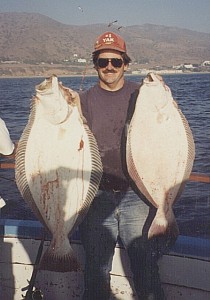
[126,73,195,239]
[15,75,102,272]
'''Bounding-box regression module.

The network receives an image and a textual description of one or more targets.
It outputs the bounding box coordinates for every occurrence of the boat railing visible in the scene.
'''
[1,153,210,184]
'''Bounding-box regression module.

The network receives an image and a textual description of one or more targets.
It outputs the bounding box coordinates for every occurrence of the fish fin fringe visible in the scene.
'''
[148,211,179,240]
[39,247,81,272]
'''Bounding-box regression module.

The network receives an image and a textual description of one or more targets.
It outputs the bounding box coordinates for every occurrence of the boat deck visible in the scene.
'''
[1,219,210,300]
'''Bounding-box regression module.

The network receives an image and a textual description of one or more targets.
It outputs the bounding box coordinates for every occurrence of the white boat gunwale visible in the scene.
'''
[1,219,210,300]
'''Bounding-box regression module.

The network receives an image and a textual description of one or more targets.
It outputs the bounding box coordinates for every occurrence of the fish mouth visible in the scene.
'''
[35,75,72,124]
[35,75,58,94]
[36,75,76,106]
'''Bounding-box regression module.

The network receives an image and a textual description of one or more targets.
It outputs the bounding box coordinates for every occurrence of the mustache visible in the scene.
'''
[102,69,117,74]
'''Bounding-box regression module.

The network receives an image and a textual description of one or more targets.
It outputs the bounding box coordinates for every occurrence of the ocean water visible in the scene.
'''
[0,73,210,238]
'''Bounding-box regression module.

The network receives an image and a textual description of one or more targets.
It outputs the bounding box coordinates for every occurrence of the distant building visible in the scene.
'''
[1,60,20,64]
[183,64,194,69]
[201,61,210,66]
[173,64,183,70]
[77,58,86,63]
[173,63,195,70]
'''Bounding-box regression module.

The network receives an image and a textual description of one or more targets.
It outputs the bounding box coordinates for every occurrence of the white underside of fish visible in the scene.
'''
[126,73,195,239]
[25,106,90,228]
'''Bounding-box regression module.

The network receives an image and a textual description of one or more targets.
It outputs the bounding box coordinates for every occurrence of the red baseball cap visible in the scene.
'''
[93,32,126,53]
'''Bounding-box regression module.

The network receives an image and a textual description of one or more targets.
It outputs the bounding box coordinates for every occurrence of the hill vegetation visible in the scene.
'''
[0,12,210,76]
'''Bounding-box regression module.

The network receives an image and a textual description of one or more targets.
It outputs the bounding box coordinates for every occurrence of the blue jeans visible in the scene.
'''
[79,189,168,300]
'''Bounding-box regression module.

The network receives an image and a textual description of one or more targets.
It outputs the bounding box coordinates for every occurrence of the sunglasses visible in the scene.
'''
[97,58,124,68]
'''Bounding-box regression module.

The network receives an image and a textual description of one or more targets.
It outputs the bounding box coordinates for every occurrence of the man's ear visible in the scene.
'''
[123,64,128,71]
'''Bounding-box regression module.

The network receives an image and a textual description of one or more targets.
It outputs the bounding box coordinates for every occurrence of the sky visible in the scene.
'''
[1,0,210,33]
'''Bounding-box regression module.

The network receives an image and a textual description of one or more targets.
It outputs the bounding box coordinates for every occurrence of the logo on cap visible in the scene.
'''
[102,33,115,44]
[93,31,126,53]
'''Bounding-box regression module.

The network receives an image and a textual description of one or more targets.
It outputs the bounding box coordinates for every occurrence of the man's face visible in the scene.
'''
[96,50,128,90]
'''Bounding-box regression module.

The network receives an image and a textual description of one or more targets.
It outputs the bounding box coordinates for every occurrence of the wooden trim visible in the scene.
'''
[189,173,210,183]
[1,160,210,184]
[0,162,15,169]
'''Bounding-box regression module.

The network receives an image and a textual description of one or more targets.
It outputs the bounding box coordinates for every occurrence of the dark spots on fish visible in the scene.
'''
[78,139,84,151]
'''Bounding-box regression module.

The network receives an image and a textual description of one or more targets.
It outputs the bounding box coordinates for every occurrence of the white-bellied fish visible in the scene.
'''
[126,73,195,239]
[15,75,102,272]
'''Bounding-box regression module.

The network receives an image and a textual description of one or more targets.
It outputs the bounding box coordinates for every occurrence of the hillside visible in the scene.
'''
[0,12,210,76]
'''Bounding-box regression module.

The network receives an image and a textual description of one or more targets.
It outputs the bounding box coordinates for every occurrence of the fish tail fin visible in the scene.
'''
[39,238,81,272]
[148,207,179,240]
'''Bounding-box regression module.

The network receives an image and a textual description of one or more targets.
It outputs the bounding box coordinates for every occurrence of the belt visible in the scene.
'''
[112,189,121,193]
[99,187,131,193]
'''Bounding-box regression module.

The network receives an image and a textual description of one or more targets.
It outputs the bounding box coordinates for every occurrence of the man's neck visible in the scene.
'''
[99,78,125,91]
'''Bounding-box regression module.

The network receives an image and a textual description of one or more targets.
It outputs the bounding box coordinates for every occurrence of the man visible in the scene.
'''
[0,117,14,209]
[79,32,166,300]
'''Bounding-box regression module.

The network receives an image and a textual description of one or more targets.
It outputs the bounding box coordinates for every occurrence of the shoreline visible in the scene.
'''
[0,71,209,80]
[1,62,209,79]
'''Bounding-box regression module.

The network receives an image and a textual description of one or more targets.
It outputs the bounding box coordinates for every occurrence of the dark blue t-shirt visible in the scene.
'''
[80,80,139,190]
